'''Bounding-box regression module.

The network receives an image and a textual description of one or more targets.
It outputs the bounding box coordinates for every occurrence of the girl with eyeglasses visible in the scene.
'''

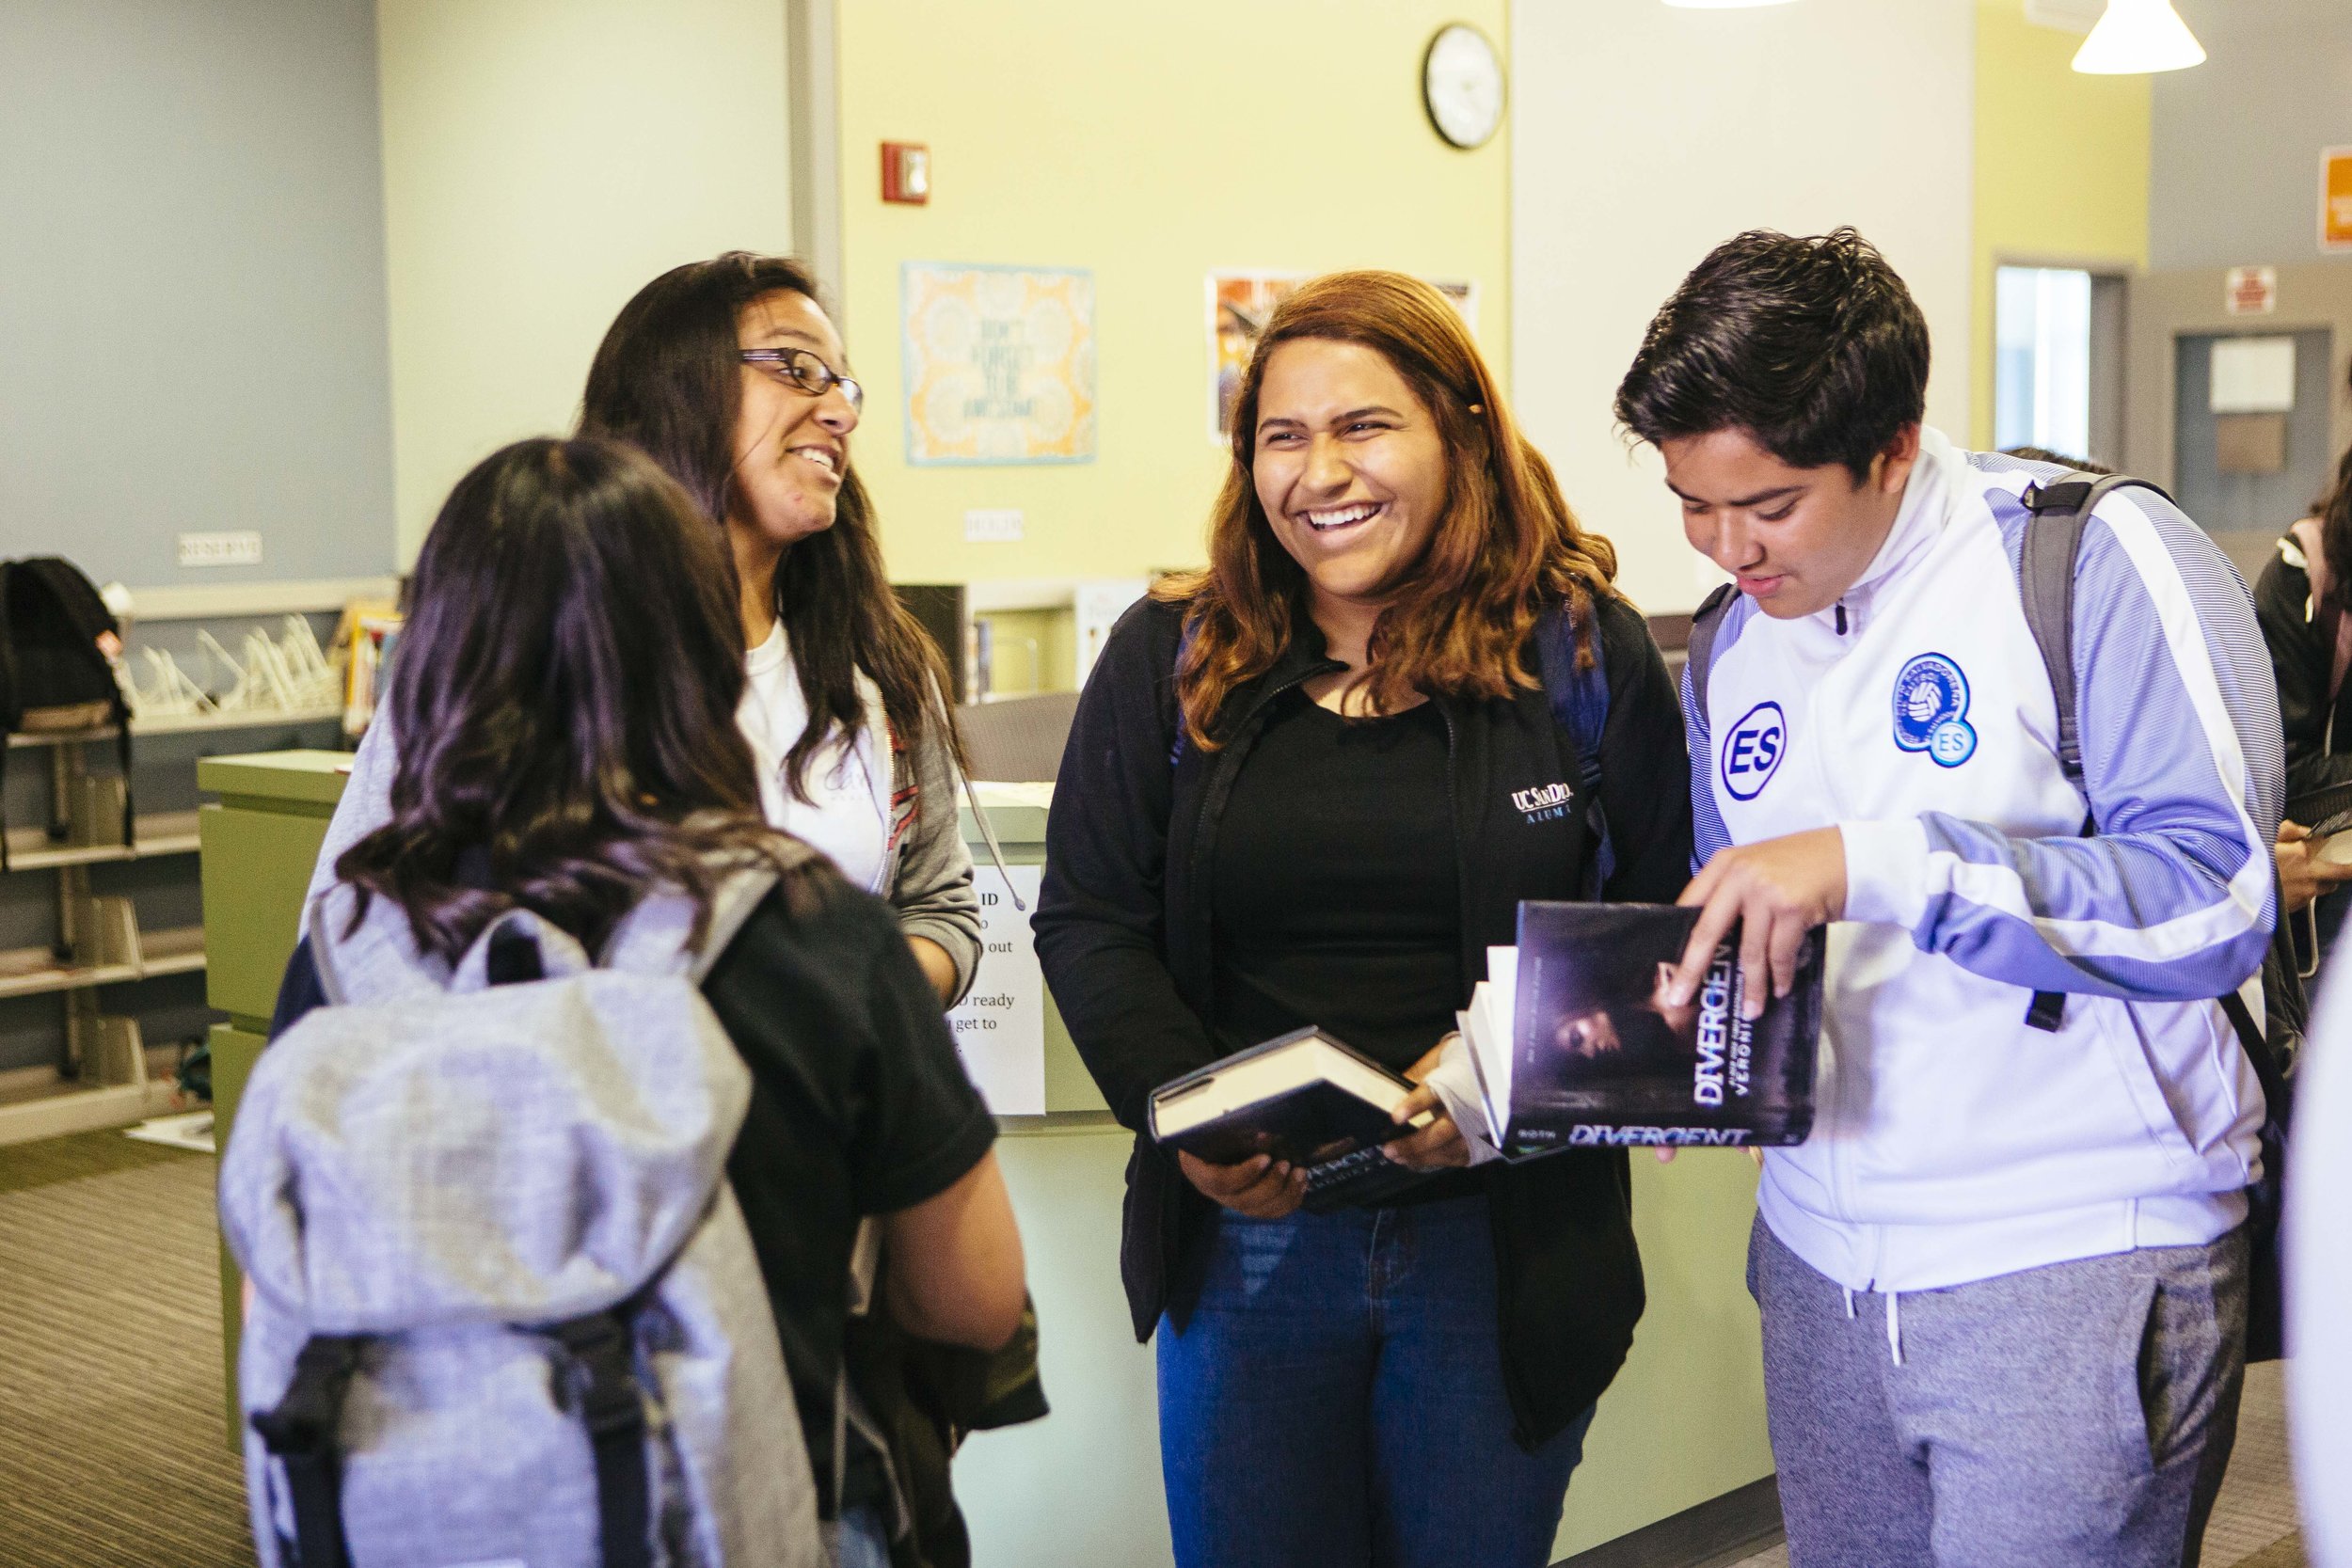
[303,255,999,1568]
[320,253,978,1003]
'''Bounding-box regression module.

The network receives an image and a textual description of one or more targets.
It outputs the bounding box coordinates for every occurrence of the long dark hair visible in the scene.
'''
[1159,270,1618,748]
[580,252,962,802]
[336,437,803,962]
[2316,357,2352,610]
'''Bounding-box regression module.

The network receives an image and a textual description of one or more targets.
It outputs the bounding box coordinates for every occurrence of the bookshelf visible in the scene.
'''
[0,712,333,1148]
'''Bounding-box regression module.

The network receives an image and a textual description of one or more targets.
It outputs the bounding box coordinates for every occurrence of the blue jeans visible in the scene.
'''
[834,1502,893,1568]
[1156,1194,1592,1568]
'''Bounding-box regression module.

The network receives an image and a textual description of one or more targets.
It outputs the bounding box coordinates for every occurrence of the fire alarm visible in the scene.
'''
[882,142,930,205]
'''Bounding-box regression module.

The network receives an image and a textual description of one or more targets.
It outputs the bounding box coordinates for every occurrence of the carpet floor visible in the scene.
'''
[0,1129,2315,1568]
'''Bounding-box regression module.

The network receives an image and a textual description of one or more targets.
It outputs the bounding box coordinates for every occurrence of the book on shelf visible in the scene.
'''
[1149,1026,1435,1211]
[1460,901,1823,1155]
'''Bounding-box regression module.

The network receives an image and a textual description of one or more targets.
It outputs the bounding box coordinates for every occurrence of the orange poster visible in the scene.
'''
[2326,148,2352,252]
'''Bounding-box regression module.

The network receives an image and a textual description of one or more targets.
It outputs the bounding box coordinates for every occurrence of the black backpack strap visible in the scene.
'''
[2014,471,2177,1031]
[550,1311,653,1568]
[1683,582,1738,725]
[250,1334,364,1568]
[1534,603,1613,896]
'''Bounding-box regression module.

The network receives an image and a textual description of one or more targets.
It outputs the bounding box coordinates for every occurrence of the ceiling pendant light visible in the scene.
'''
[2071,0,2206,74]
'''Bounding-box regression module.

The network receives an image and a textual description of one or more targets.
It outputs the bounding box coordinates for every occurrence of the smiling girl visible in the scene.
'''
[1034,271,1693,1567]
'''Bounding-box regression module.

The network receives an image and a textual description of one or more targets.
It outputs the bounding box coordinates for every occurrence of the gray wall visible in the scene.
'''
[0,0,396,588]
[2150,0,2352,273]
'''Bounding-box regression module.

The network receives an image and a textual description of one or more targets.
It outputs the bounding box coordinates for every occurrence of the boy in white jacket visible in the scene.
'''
[1615,230,2279,1568]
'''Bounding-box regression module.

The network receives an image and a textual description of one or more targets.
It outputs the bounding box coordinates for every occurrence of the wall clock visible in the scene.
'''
[1422,23,1504,150]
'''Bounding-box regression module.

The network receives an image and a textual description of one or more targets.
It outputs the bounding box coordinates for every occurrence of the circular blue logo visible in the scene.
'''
[1893,653,1976,768]
[1720,701,1788,801]
[1927,719,1977,767]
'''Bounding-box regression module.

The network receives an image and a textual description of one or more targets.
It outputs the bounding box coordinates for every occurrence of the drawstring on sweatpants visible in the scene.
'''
[1840,1284,1905,1366]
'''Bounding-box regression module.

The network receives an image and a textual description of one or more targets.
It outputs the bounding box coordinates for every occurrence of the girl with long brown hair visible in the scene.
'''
[1034,272,1693,1566]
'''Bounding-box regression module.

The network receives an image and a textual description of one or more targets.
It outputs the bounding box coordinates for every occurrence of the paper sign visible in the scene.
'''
[2225,266,2277,316]
[946,863,1047,1115]
[2210,337,2297,415]
[2325,149,2352,252]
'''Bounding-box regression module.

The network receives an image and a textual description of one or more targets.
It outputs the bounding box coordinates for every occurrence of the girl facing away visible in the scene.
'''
[272,436,1025,1567]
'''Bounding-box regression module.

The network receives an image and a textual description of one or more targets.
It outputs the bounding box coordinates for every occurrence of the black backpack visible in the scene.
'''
[1685,470,2299,1362]
[0,559,135,869]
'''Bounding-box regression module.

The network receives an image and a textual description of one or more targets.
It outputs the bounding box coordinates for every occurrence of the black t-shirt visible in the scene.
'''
[1209,691,1477,1203]
[269,875,996,1514]
[1211,690,1461,1069]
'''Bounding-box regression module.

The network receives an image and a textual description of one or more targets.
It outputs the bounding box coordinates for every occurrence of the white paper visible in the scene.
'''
[946,863,1047,1114]
[2211,337,2297,414]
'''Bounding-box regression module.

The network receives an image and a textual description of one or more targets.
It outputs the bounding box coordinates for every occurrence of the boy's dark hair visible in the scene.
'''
[1613,228,1931,483]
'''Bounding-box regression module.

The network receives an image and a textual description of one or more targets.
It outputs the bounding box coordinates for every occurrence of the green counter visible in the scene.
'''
[199,752,1772,1562]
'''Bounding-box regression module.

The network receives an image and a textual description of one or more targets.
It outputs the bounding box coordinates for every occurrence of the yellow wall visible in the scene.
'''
[834,1,1511,585]
[1971,0,2152,448]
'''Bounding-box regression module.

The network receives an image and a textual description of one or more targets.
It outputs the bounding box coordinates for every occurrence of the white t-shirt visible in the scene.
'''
[737,621,892,895]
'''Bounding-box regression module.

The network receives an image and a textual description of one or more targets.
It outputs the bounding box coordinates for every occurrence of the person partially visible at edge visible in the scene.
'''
[1620,229,2278,1568]
[1032,270,1693,1568]
[308,252,981,1007]
[2251,365,2352,955]
[268,437,1025,1568]
[2010,441,2339,938]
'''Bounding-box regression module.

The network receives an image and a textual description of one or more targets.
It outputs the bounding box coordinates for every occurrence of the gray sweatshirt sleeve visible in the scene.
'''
[301,717,398,927]
[890,705,983,1006]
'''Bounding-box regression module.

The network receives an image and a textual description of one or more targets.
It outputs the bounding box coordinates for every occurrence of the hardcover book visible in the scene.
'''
[1149,1026,1429,1210]
[1461,902,1823,1154]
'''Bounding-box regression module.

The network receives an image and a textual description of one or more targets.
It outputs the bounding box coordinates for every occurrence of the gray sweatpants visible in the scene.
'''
[1750,1217,2249,1568]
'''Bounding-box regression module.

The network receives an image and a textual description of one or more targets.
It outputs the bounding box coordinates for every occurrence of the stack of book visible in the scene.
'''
[1146,902,1825,1204]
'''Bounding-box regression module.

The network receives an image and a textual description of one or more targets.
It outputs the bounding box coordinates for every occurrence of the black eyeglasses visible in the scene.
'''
[739,347,864,413]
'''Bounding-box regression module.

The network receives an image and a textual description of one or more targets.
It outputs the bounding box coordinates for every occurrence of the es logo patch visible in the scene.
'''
[1892,653,1977,768]
[1720,702,1787,801]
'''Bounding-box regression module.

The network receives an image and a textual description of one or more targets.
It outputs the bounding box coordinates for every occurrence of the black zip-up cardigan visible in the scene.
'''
[1033,591,1695,1448]
[2253,540,2352,801]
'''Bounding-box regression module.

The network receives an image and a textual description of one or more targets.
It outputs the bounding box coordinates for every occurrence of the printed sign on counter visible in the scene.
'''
[946,863,1047,1115]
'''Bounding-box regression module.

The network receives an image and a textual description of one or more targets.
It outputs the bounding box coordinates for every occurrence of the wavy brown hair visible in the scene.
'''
[580,252,965,803]
[1161,270,1619,747]
[336,437,807,963]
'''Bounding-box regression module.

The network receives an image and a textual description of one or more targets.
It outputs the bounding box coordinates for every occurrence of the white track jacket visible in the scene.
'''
[1687,429,2282,1294]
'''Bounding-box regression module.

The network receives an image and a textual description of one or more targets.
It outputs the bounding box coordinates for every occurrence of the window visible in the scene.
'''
[1994,265,2093,458]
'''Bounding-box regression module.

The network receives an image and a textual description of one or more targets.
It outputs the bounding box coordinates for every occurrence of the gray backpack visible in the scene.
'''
[219,857,827,1568]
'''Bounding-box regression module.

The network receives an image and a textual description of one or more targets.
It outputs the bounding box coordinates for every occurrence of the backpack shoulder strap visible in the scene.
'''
[1683,581,1738,724]
[1534,602,1614,895]
[601,847,803,984]
[2016,471,2175,791]
[1535,602,1609,792]
[2013,470,2174,1032]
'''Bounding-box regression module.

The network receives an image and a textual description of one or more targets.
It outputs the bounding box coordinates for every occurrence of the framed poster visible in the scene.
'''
[901,262,1096,466]
[2326,148,2352,253]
